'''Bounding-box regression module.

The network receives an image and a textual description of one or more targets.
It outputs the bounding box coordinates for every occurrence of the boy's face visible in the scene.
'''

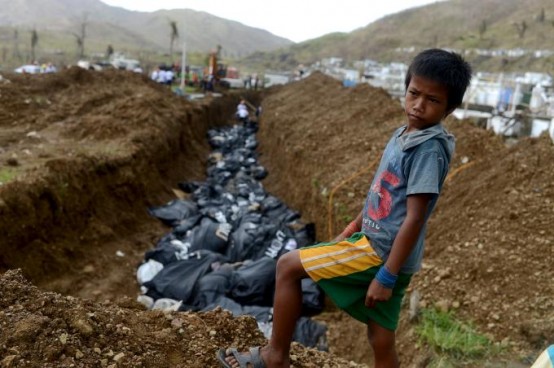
[404,74,452,131]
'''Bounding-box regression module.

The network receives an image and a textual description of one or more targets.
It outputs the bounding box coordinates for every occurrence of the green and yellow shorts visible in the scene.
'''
[299,232,412,331]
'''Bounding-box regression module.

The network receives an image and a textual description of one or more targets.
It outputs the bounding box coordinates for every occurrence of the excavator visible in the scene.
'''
[205,46,239,82]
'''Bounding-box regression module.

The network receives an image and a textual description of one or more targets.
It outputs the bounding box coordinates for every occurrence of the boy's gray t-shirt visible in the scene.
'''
[361,124,455,274]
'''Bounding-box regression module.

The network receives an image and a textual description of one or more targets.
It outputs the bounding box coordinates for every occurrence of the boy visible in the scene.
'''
[217,49,472,368]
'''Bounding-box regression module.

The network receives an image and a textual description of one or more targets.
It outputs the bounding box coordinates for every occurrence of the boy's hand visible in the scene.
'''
[365,279,393,308]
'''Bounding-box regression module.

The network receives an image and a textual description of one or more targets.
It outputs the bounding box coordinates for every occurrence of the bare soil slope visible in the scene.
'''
[258,72,553,365]
[0,67,214,301]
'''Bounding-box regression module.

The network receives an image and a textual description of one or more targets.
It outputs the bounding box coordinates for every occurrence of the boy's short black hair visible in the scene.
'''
[405,48,472,111]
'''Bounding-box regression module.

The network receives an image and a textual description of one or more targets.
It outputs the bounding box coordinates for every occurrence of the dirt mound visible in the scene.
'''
[423,133,554,351]
[259,72,403,240]
[0,269,366,367]
[0,67,261,300]
[258,72,553,364]
[0,68,209,301]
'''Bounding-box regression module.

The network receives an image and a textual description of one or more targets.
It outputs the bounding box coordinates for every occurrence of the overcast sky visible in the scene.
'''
[100,0,443,43]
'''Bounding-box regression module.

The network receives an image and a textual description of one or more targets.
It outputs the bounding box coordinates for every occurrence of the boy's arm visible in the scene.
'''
[365,193,433,307]
[333,210,363,242]
[384,193,433,274]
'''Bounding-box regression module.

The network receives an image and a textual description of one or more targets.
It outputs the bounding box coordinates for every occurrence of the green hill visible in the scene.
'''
[241,0,554,72]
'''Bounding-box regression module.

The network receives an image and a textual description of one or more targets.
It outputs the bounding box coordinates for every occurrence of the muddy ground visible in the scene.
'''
[0,69,552,367]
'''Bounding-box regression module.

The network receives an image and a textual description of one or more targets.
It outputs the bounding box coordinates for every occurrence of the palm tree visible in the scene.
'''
[106,44,114,59]
[513,21,527,39]
[73,13,88,59]
[13,29,21,61]
[169,20,179,63]
[73,34,84,59]
[30,28,38,63]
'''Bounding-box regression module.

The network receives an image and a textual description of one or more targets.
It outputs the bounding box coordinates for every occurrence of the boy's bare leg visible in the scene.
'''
[367,320,399,368]
[224,250,307,368]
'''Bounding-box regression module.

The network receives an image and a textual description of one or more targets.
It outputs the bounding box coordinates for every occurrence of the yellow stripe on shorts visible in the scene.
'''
[300,235,383,282]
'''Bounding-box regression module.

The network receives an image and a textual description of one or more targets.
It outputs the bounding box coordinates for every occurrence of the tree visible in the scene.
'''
[73,13,88,59]
[73,34,84,59]
[1,47,8,63]
[13,29,21,61]
[30,28,38,63]
[537,8,545,23]
[169,20,179,62]
[106,44,114,59]
[479,19,487,39]
[513,21,527,38]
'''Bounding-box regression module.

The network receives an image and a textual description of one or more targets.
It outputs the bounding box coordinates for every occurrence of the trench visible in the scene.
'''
[0,91,260,299]
[0,87,371,364]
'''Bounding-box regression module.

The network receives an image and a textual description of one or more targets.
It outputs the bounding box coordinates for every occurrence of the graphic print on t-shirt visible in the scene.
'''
[363,167,400,233]
[368,170,400,220]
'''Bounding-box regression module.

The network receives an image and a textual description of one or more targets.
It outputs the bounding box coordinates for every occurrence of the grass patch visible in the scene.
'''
[416,308,497,364]
[311,177,320,189]
[0,168,17,184]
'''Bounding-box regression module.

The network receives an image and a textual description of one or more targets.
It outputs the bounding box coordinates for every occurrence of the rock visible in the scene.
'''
[6,157,18,166]
[1,355,17,368]
[171,318,183,329]
[70,318,94,335]
[26,131,40,138]
[83,265,95,273]
[435,299,449,313]
[409,290,420,322]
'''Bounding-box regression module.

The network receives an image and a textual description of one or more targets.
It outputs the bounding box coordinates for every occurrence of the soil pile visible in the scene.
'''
[0,68,230,300]
[259,72,553,365]
[1,269,366,367]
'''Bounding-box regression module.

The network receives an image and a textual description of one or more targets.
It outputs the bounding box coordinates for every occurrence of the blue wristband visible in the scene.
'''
[375,266,398,289]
